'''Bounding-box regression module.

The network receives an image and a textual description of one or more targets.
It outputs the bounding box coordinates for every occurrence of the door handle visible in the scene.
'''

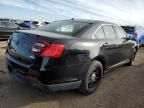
[122,42,126,45]
[103,43,108,46]
[105,42,108,45]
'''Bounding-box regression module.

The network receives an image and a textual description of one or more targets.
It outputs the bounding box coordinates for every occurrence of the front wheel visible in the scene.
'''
[79,60,103,95]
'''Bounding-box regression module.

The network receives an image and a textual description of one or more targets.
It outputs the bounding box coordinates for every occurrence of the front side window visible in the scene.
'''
[121,26,135,33]
[103,25,116,39]
[114,27,126,39]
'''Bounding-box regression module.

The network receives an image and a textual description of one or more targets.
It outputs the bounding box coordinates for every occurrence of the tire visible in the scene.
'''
[79,60,103,95]
[126,48,137,66]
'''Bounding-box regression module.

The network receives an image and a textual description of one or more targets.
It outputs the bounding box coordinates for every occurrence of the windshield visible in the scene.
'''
[38,21,91,36]
[121,26,135,33]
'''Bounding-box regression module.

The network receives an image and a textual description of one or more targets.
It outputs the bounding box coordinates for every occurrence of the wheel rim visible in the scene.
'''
[88,67,101,88]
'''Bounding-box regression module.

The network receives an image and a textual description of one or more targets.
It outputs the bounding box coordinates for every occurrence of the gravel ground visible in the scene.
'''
[0,41,144,108]
[0,41,7,60]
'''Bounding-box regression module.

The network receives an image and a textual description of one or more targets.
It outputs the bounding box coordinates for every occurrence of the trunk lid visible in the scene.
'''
[7,30,74,64]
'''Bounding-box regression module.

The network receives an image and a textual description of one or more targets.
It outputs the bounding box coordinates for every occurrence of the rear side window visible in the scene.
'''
[103,25,116,39]
[114,27,126,39]
[93,27,105,39]
[38,21,91,36]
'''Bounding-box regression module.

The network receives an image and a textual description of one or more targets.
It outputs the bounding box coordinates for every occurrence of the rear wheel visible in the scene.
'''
[79,60,103,95]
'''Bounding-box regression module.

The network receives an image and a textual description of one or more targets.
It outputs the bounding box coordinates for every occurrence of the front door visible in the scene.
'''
[102,25,122,67]
[93,25,122,68]
[114,26,132,61]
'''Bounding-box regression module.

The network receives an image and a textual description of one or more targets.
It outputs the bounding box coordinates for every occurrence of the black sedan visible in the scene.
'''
[0,21,22,40]
[5,19,138,94]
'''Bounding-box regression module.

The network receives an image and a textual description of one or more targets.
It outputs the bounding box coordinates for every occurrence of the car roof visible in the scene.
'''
[60,18,115,25]
[121,25,135,27]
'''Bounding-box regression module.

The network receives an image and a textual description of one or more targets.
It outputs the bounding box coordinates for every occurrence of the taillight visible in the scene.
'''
[32,41,65,58]
[134,32,138,37]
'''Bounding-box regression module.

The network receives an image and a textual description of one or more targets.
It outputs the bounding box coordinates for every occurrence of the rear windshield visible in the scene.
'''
[121,26,135,33]
[38,21,91,36]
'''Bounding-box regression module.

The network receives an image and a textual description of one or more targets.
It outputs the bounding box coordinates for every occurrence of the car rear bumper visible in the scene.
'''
[5,53,84,91]
[8,68,81,91]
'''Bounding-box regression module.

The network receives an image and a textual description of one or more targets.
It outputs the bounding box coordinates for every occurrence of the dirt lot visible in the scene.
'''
[0,41,144,108]
[0,41,6,60]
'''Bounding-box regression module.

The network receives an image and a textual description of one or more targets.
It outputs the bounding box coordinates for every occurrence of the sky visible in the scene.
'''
[0,0,144,26]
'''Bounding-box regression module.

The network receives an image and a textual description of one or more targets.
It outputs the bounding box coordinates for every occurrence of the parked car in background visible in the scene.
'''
[18,21,32,29]
[6,19,137,94]
[41,21,49,26]
[18,21,45,29]
[32,21,43,28]
[121,25,144,46]
[0,21,23,40]
[32,21,49,28]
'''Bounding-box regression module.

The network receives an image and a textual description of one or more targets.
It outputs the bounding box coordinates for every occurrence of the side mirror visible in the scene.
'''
[126,34,134,40]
